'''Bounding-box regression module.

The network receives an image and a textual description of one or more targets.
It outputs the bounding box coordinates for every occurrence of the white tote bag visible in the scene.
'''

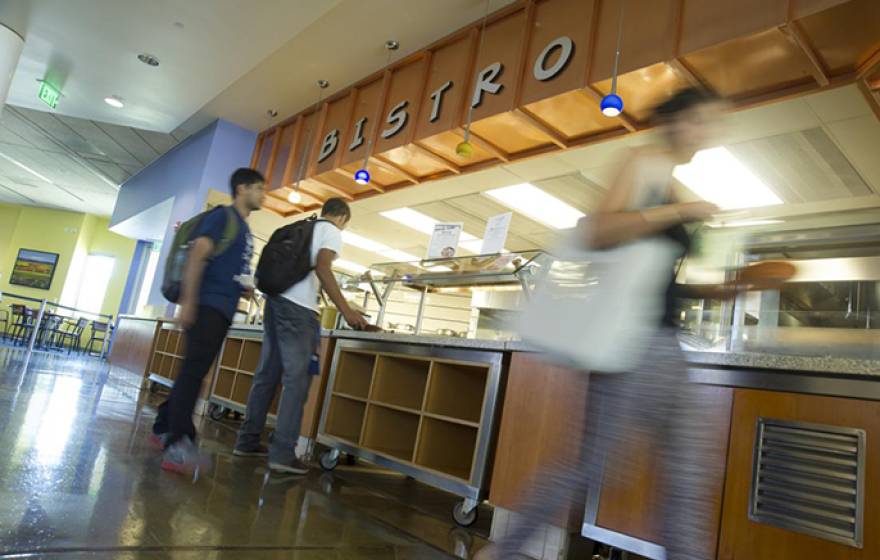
[518,226,681,373]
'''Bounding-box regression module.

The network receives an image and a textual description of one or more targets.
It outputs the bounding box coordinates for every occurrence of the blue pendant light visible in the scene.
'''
[354,169,371,185]
[355,40,400,186]
[601,0,626,118]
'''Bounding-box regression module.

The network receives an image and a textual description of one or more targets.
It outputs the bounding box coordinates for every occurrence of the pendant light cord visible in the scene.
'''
[611,0,625,95]
[463,0,492,143]
[361,41,400,170]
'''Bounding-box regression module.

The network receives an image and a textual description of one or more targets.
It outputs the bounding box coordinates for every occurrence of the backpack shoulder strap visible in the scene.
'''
[213,206,241,257]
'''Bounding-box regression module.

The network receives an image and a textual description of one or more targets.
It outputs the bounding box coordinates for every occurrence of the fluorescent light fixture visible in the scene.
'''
[380,208,504,254]
[334,259,368,275]
[485,183,585,230]
[104,96,124,108]
[341,231,419,263]
[673,147,782,210]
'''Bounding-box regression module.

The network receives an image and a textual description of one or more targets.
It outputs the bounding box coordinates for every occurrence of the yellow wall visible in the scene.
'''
[0,205,22,268]
[0,205,136,319]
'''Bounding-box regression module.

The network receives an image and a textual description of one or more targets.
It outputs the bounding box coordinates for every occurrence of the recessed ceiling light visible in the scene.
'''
[485,183,585,230]
[138,53,160,67]
[673,147,782,210]
[104,96,124,108]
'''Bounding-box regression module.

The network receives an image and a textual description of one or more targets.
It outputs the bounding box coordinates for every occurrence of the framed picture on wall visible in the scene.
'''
[9,249,60,291]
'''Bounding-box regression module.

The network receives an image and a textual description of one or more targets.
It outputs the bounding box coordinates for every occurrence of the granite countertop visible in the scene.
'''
[329,330,880,377]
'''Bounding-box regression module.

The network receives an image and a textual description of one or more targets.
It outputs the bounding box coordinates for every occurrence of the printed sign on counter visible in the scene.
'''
[428,223,463,259]
[481,212,512,255]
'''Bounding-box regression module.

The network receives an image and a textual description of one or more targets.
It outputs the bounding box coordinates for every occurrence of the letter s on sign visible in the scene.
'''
[381,100,409,139]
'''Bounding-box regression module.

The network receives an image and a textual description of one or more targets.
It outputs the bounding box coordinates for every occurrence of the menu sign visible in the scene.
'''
[427,223,464,259]
[481,212,512,255]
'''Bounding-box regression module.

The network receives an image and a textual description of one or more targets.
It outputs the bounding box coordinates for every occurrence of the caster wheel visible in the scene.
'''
[452,501,478,527]
[319,450,340,471]
[233,411,242,421]
[148,382,160,394]
[208,404,227,421]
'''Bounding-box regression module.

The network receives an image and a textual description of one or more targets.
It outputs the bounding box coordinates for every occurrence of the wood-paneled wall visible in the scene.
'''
[109,317,163,378]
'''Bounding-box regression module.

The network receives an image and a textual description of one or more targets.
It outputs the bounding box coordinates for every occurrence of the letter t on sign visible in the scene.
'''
[471,62,503,108]
[429,80,453,123]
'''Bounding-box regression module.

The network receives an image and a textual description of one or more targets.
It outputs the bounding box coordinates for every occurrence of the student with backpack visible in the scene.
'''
[152,168,266,474]
[234,198,368,474]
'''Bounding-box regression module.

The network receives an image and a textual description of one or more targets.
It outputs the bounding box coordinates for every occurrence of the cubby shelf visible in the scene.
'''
[322,348,492,483]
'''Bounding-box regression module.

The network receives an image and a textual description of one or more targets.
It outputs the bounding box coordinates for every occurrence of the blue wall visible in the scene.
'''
[109,119,257,309]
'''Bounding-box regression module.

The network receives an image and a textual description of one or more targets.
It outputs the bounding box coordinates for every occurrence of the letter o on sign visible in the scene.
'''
[533,36,574,82]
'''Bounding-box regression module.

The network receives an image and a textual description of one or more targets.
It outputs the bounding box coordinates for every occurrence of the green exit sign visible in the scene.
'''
[38,81,61,109]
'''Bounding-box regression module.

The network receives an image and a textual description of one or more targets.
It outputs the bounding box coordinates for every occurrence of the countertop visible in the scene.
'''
[331,330,880,377]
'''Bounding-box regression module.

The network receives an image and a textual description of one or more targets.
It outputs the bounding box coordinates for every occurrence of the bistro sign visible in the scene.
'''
[315,35,576,165]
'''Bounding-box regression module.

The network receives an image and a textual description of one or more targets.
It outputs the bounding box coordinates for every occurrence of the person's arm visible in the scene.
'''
[178,236,214,329]
[315,249,368,330]
[587,153,718,249]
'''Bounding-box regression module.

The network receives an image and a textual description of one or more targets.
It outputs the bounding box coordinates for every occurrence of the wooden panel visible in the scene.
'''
[470,111,553,154]
[590,0,677,82]
[595,384,733,556]
[791,0,853,19]
[719,389,880,559]
[268,123,297,190]
[374,56,429,154]
[680,0,788,55]
[469,8,528,123]
[489,353,589,530]
[796,0,880,75]
[415,417,478,481]
[682,28,815,98]
[519,0,596,106]
[362,404,420,461]
[593,62,692,121]
[378,145,448,178]
[109,318,162,378]
[256,129,277,176]
[314,95,355,175]
[415,33,476,141]
[525,89,616,139]
[301,337,336,439]
[418,130,496,166]
[340,79,385,167]
[286,111,320,187]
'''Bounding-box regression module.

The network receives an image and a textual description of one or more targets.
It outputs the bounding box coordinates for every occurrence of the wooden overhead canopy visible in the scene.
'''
[252,0,880,217]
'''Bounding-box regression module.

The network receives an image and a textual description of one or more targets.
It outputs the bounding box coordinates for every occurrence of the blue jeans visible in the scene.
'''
[236,296,319,464]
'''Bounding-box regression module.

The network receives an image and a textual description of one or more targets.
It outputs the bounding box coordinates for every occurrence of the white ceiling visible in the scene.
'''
[178,0,517,134]
[0,105,180,215]
[6,0,341,132]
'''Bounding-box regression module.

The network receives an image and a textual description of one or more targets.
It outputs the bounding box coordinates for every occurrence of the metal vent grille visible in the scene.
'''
[750,418,865,548]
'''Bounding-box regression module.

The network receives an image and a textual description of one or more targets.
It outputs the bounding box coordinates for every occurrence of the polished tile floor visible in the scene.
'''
[0,347,490,559]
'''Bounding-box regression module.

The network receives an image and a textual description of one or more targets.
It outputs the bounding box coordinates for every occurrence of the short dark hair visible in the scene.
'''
[321,198,351,220]
[230,168,265,197]
[651,87,719,125]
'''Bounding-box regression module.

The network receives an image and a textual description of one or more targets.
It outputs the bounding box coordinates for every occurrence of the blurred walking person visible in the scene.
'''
[478,89,736,560]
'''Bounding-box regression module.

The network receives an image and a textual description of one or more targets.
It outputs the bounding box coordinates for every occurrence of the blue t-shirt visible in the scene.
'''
[192,206,252,321]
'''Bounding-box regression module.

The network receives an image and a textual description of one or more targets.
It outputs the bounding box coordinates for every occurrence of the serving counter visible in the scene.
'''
[112,308,880,558]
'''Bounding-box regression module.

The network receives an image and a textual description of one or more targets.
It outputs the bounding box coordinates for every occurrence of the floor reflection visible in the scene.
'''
[0,346,488,559]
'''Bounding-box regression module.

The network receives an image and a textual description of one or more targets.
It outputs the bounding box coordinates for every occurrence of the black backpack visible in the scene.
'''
[256,216,327,296]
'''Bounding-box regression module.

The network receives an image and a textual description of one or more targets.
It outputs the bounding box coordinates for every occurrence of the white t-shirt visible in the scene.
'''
[280,221,342,312]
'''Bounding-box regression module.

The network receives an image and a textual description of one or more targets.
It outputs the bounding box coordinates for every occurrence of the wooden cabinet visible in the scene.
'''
[489,353,590,530]
[718,389,880,560]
